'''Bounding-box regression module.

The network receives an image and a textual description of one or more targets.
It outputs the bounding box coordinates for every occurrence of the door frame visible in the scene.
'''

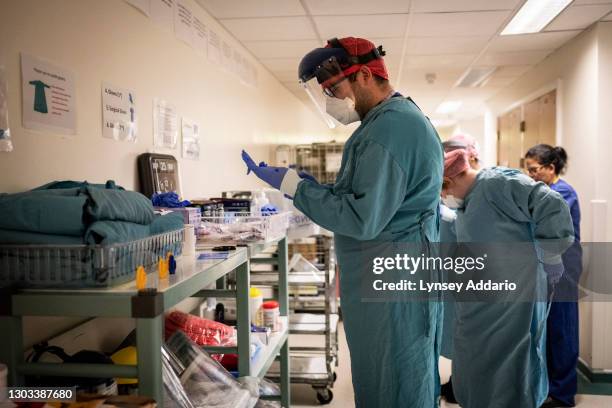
[497,79,563,146]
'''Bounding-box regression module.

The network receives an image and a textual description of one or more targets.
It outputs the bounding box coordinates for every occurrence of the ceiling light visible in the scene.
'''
[501,0,573,35]
[455,67,497,88]
[436,101,463,115]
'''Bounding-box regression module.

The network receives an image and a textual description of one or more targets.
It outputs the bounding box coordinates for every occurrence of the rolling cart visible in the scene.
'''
[254,235,339,404]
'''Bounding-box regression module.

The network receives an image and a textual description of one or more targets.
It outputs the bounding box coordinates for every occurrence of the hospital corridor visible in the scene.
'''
[1,1,612,408]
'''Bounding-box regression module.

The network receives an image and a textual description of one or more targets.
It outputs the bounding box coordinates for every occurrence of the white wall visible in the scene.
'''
[0,0,333,197]
[0,0,333,348]
[486,22,612,371]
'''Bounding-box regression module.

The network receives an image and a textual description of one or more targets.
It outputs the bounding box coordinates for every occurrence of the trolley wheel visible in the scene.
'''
[316,388,334,405]
[333,372,337,383]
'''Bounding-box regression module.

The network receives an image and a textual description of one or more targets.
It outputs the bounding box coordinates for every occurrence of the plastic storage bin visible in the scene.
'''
[0,229,184,288]
[197,212,290,244]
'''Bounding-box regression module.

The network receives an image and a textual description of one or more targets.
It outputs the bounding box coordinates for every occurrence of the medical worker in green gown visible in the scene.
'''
[441,149,574,408]
[242,37,444,407]
[439,134,482,404]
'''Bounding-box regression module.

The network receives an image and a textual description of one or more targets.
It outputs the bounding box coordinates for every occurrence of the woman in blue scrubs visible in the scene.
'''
[525,145,582,408]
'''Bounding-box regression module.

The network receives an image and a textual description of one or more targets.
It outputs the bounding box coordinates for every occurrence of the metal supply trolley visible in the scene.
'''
[252,235,339,404]
[276,142,345,185]
[0,237,292,408]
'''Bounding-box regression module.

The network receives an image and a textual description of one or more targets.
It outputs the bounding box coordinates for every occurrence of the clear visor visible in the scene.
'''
[299,57,355,128]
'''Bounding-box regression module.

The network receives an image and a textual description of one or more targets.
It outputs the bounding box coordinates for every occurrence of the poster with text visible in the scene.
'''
[21,53,76,135]
[207,29,222,65]
[174,0,193,46]
[150,0,174,32]
[181,117,200,160]
[192,14,208,57]
[153,98,178,148]
[102,82,137,142]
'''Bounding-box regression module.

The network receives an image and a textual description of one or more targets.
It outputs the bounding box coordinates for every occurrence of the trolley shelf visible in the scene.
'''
[250,270,333,287]
[267,354,335,383]
[251,317,289,379]
[289,313,339,335]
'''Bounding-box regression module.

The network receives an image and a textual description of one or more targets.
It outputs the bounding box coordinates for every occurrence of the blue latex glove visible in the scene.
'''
[241,150,288,190]
[151,192,191,208]
[289,165,318,184]
[544,263,564,286]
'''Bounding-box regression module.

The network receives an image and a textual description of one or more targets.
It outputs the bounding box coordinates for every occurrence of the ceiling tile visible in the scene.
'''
[314,14,409,39]
[196,0,305,18]
[260,58,302,72]
[409,11,511,37]
[303,0,411,15]
[405,36,490,55]
[411,0,522,13]
[485,75,520,87]
[494,65,532,77]
[369,38,406,60]
[404,54,477,70]
[545,4,612,31]
[488,30,581,52]
[243,40,321,59]
[476,50,551,66]
[573,0,612,5]
[220,16,317,41]
[399,68,465,88]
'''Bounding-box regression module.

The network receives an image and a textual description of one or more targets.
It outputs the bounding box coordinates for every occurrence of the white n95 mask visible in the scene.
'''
[442,195,464,209]
[325,96,360,125]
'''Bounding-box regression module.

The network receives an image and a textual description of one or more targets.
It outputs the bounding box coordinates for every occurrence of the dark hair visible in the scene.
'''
[525,144,568,175]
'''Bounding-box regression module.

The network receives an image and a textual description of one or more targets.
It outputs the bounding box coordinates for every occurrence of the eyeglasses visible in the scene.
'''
[323,77,348,97]
[526,165,543,175]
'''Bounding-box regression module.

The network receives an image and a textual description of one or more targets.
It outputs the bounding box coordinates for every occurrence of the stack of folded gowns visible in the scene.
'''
[0,180,184,245]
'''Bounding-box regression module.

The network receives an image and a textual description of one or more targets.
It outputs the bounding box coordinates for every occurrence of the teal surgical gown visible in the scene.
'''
[439,204,457,360]
[451,167,574,408]
[293,96,444,407]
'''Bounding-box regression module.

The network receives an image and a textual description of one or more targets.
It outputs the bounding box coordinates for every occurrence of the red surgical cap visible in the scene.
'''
[444,149,471,179]
[330,37,389,80]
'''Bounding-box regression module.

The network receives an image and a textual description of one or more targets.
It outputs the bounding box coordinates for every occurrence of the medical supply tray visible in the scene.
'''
[197,212,290,244]
[0,229,184,288]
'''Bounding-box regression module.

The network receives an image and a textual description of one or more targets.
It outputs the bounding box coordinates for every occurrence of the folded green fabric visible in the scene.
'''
[0,193,87,236]
[32,180,124,190]
[85,187,154,225]
[150,212,185,235]
[0,229,84,244]
[84,221,152,245]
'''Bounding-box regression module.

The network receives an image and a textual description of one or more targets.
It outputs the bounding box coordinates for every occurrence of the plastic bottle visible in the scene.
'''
[249,287,264,327]
[263,301,280,332]
[200,298,217,320]
[250,191,269,217]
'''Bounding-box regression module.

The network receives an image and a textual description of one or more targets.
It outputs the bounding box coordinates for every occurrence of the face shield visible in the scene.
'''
[299,56,358,128]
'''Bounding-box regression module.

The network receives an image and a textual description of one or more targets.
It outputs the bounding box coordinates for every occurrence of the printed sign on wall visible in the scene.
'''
[21,53,76,135]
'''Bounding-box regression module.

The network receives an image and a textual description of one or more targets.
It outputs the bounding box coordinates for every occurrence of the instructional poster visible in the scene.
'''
[150,0,174,32]
[102,82,137,142]
[207,29,222,65]
[174,0,193,45]
[153,98,178,148]
[21,53,76,135]
[222,41,233,72]
[181,117,200,160]
[192,15,208,56]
